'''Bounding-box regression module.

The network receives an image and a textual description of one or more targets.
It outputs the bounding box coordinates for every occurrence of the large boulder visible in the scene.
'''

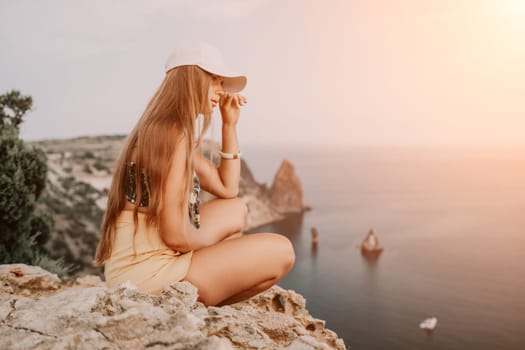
[0,264,346,350]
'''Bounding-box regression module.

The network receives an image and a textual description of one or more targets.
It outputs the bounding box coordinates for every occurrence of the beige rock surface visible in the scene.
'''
[0,264,61,296]
[0,264,347,350]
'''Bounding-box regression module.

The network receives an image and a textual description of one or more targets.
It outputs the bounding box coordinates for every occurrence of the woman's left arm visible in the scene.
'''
[194,92,244,198]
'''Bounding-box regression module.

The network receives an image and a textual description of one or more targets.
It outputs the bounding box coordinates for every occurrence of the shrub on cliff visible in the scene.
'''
[0,90,69,275]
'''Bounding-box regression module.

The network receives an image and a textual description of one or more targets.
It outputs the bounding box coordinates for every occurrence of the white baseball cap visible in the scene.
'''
[164,42,247,93]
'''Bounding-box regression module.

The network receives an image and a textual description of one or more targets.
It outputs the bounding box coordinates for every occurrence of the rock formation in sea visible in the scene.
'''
[360,228,383,254]
[270,160,306,214]
[310,227,319,248]
[0,264,346,350]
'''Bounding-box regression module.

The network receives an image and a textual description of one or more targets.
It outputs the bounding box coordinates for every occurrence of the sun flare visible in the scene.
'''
[500,0,525,26]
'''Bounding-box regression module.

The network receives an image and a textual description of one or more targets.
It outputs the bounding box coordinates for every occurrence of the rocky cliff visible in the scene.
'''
[0,264,346,350]
[32,136,306,276]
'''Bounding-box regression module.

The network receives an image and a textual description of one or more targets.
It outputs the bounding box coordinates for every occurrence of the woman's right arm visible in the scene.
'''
[159,131,230,252]
[159,132,203,252]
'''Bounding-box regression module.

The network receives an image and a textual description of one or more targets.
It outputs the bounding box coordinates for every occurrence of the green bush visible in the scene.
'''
[82,151,95,159]
[0,90,71,276]
[83,163,93,174]
[92,161,108,172]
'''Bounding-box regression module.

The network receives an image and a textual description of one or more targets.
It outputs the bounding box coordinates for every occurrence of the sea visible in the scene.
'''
[244,145,525,350]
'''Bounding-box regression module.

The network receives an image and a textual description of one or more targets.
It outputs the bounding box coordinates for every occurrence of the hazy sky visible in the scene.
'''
[1,0,524,147]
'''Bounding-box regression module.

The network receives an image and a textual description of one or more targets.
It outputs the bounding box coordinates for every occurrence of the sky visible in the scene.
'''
[1,0,524,148]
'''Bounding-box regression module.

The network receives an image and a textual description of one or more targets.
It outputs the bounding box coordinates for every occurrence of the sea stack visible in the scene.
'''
[311,227,319,248]
[360,228,384,254]
[269,160,305,214]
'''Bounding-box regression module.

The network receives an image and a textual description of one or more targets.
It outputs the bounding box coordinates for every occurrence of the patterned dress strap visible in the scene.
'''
[125,162,149,207]
[188,171,201,229]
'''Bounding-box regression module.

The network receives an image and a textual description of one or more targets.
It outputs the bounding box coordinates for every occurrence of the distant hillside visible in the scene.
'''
[32,135,303,276]
[32,135,125,276]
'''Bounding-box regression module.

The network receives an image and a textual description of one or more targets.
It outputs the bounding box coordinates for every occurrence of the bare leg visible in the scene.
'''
[183,197,294,306]
[217,277,277,306]
[183,233,295,306]
[223,231,243,241]
[197,197,248,244]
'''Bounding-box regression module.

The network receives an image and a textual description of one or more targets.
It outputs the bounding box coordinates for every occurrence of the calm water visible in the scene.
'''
[245,146,525,350]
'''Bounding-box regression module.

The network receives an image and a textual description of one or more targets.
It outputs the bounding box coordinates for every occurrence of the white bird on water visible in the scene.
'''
[419,317,438,330]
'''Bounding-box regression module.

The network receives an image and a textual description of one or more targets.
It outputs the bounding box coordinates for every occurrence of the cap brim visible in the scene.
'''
[196,64,246,93]
[222,75,247,93]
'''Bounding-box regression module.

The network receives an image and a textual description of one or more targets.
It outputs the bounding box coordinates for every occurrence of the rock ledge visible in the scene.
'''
[0,264,346,350]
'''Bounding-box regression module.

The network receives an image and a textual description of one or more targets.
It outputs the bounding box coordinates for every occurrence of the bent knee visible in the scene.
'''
[269,234,295,277]
[281,236,296,273]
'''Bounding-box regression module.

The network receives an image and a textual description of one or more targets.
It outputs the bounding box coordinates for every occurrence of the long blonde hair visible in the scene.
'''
[94,66,213,265]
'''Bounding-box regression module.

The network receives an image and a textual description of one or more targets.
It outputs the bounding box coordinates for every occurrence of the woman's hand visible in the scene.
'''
[219,92,247,126]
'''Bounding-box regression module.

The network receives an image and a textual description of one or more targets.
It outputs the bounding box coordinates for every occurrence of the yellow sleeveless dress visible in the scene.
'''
[104,210,193,294]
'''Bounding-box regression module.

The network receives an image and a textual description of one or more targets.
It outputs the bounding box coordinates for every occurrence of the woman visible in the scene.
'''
[94,43,295,306]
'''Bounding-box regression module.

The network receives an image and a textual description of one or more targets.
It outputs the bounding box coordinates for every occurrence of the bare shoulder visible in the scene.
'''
[165,125,191,193]
[170,125,189,164]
